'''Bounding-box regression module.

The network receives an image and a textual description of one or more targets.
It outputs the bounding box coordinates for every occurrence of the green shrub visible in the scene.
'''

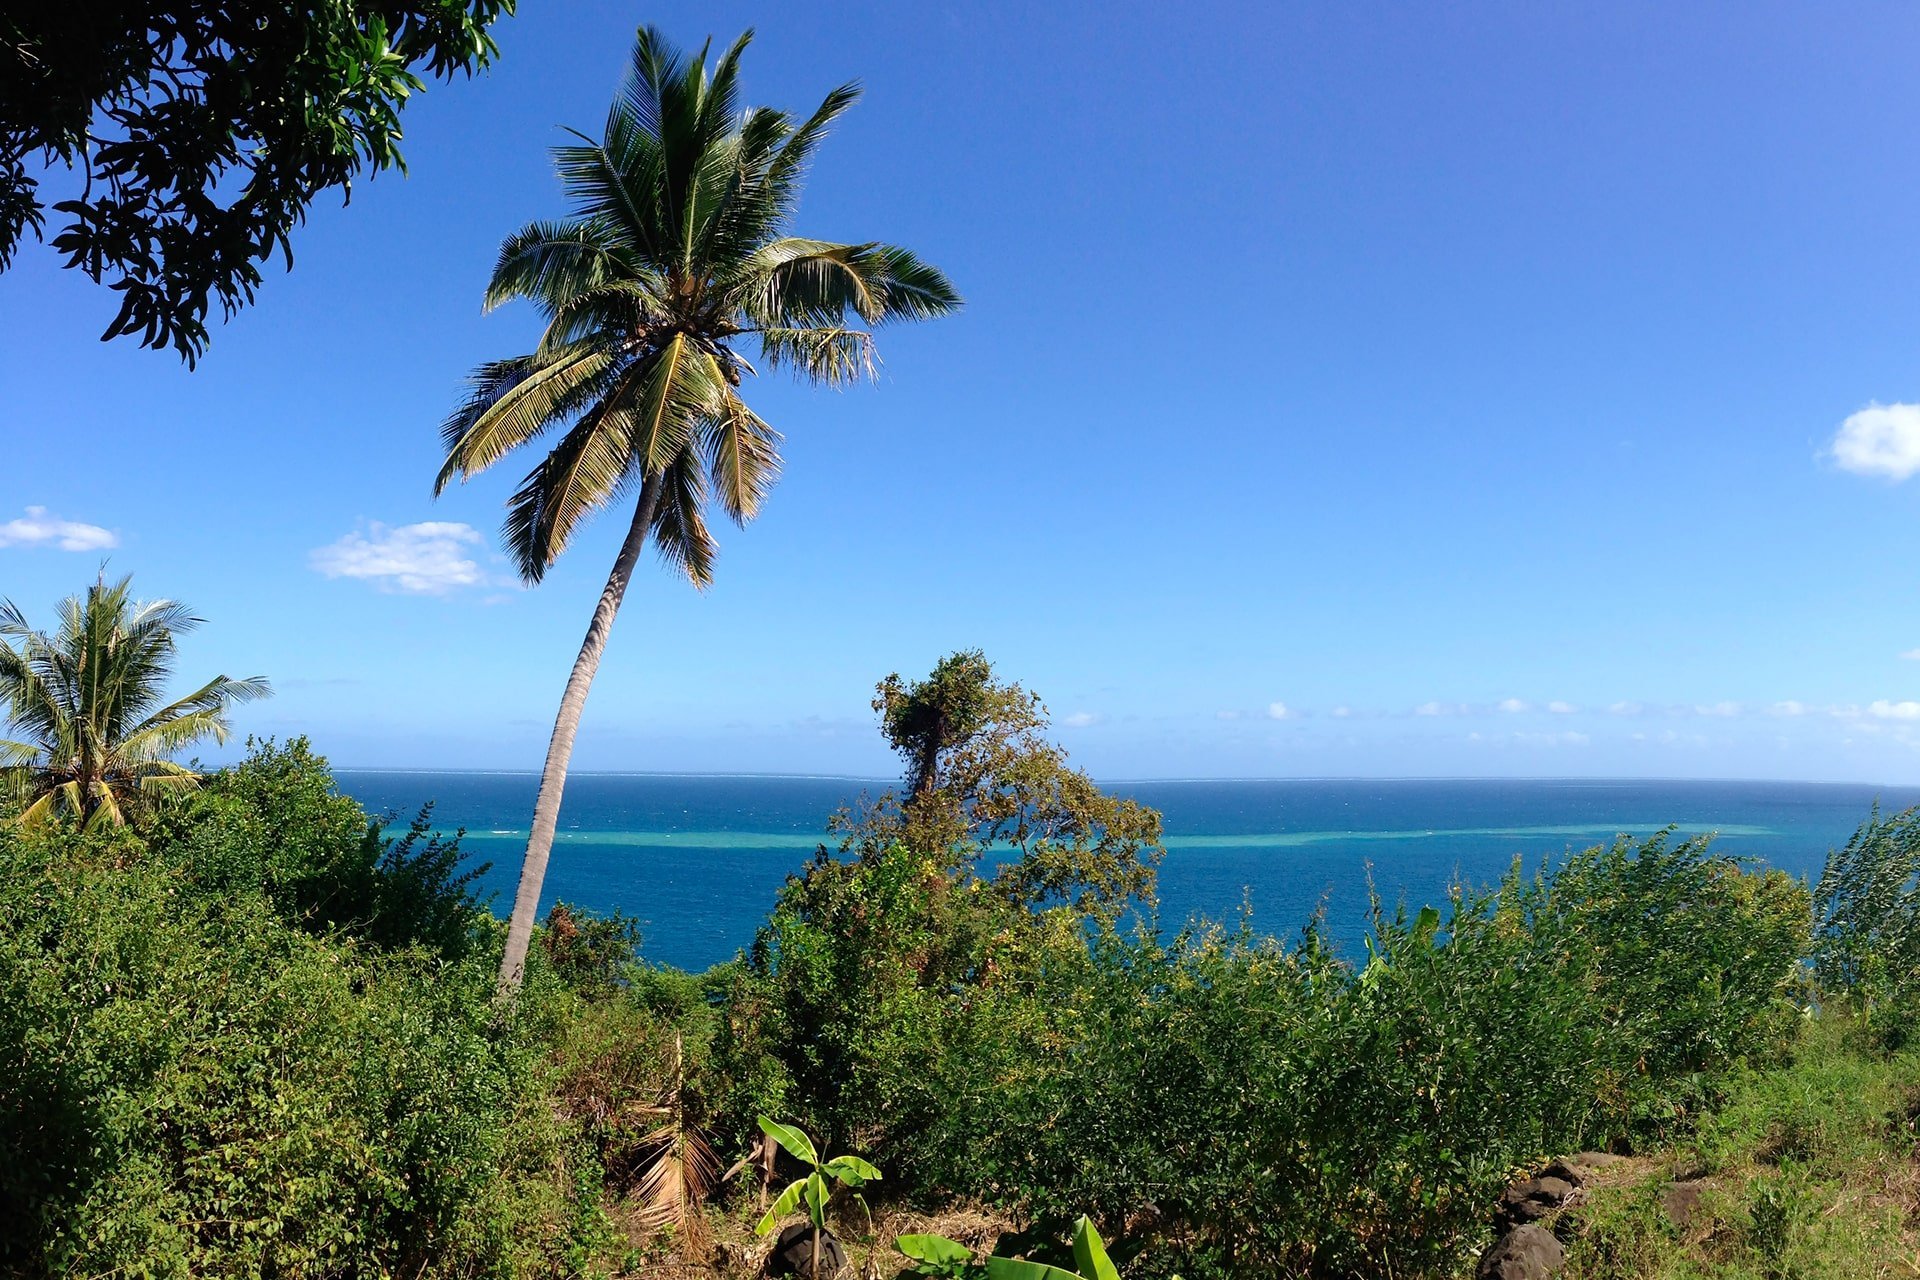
[719,827,1811,1279]
[1814,805,1920,1044]
[153,737,492,960]
[0,740,693,1279]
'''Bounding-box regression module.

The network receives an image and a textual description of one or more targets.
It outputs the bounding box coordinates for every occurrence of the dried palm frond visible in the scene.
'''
[632,1107,722,1236]
[626,1034,721,1251]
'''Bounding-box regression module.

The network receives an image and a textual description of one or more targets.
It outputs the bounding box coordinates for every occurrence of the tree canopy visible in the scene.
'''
[0,576,270,828]
[0,3,515,364]
[437,25,960,585]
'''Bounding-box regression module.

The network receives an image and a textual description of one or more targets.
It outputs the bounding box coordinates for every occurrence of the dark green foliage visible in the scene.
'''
[723,822,1811,1278]
[0,738,688,1279]
[538,901,644,995]
[1814,805,1920,1043]
[716,654,1162,1156]
[153,737,491,960]
[0,822,578,1278]
[719,657,1815,1275]
[0,3,514,362]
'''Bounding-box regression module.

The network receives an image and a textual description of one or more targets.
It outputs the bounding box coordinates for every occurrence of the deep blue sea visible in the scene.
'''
[334,773,1920,972]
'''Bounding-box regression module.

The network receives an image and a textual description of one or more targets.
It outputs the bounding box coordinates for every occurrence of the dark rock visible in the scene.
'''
[769,1223,846,1279]
[1532,1175,1574,1203]
[1540,1159,1586,1188]
[1659,1180,1707,1232]
[1496,1173,1580,1231]
[1476,1224,1565,1280]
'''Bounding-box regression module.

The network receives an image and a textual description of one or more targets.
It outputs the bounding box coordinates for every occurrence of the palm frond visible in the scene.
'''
[437,345,618,494]
[485,219,644,314]
[650,446,717,587]
[728,239,962,328]
[756,326,875,388]
[502,402,642,584]
[632,1115,721,1236]
[699,371,783,524]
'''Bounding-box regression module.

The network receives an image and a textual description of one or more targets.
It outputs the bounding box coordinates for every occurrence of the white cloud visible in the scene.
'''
[1497,698,1530,713]
[310,521,491,594]
[1769,700,1808,717]
[1695,701,1742,718]
[1266,701,1294,720]
[1608,701,1644,716]
[1869,699,1920,720]
[1830,402,1920,480]
[1330,705,1353,719]
[1902,649,1920,661]
[1061,711,1099,728]
[1546,700,1578,714]
[0,506,117,551]
[1414,701,1449,717]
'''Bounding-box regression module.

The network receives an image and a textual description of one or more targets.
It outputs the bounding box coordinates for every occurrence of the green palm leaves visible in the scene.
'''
[0,577,270,829]
[437,25,960,585]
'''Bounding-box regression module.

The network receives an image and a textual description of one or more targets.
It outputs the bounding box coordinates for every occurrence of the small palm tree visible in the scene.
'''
[0,576,270,829]
[437,26,959,991]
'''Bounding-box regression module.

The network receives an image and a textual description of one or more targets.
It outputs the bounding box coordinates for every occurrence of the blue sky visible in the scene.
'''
[7,1,1920,781]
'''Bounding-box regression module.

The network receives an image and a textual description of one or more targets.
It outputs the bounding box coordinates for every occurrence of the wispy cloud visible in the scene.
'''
[310,521,495,595]
[1829,402,1920,480]
[1608,701,1644,716]
[1329,705,1353,719]
[1769,700,1809,717]
[1061,710,1100,728]
[1497,698,1530,713]
[1902,649,1920,662]
[1514,730,1590,747]
[1868,699,1920,720]
[1546,700,1578,714]
[0,506,117,551]
[1694,701,1742,718]
[1266,701,1294,720]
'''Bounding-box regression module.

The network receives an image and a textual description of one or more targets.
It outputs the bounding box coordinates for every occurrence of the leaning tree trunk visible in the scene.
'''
[498,472,665,994]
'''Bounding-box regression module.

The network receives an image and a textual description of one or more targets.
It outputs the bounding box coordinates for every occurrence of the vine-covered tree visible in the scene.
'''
[0,576,270,828]
[852,650,1164,918]
[436,26,960,991]
[0,3,515,363]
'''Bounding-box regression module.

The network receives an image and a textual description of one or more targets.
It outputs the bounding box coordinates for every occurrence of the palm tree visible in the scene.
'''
[437,26,959,991]
[0,576,271,829]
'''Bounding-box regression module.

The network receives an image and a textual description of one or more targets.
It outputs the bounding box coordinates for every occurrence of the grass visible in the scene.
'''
[1562,1016,1920,1280]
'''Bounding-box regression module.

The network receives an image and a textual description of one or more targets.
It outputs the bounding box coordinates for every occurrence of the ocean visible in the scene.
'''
[333,772,1920,972]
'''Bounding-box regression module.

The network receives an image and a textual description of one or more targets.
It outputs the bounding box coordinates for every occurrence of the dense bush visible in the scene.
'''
[0,712,1889,1280]
[723,830,1811,1278]
[152,738,491,961]
[1814,804,1920,1043]
[0,741,661,1280]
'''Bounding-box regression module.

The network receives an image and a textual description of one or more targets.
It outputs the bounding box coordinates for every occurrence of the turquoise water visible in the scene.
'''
[335,772,1920,972]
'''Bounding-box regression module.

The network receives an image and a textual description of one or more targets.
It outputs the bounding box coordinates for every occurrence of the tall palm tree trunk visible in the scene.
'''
[498,472,666,993]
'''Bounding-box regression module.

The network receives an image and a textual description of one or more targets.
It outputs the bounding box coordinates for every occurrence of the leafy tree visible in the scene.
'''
[714,654,1162,1160]
[436,26,960,992]
[0,576,269,829]
[854,650,1164,917]
[0,3,515,363]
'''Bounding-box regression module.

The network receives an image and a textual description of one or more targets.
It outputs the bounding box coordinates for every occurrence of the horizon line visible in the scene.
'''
[322,766,1920,790]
